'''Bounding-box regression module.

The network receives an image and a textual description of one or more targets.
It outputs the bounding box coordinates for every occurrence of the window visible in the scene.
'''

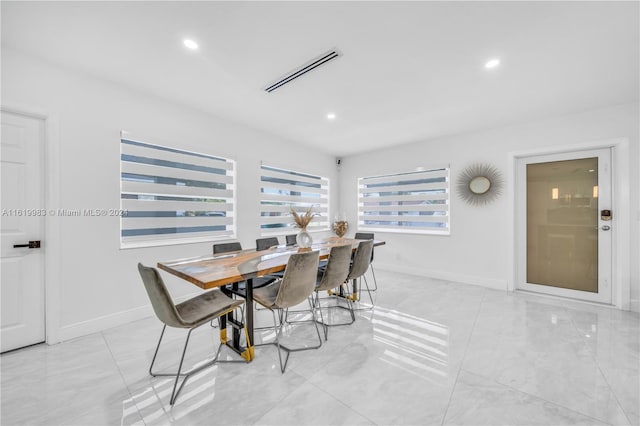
[259,163,329,234]
[120,138,235,248]
[358,167,450,235]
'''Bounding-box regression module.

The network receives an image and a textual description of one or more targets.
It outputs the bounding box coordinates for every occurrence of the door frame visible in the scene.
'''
[507,138,631,310]
[516,148,611,303]
[2,106,62,345]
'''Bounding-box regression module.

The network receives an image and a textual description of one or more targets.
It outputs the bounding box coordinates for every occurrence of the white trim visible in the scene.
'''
[516,148,612,304]
[357,226,450,236]
[120,232,234,250]
[508,138,631,310]
[612,139,631,310]
[44,114,62,344]
[57,293,199,342]
[1,107,62,345]
[260,226,327,238]
[357,163,452,181]
[515,289,629,311]
[376,262,507,291]
[506,153,517,294]
[259,159,327,179]
[120,130,240,165]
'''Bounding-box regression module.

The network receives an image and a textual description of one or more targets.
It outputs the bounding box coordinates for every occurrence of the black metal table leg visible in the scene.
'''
[226,278,255,361]
[219,281,254,361]
[244,278,255,360]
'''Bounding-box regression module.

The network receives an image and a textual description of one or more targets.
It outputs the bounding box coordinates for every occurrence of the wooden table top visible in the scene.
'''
[157,237,385,289]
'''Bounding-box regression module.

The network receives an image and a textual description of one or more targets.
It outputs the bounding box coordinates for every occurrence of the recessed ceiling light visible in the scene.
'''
[327,113,336,120]
[485,58,500,69]
[183,39,199,50]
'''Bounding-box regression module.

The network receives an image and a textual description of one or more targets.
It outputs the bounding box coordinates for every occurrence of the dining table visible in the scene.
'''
[157,236,385,361]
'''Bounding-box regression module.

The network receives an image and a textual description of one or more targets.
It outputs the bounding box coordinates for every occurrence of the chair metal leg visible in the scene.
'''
[273,310,289,373]
[150,327,195,405]
[315,283,356,333]
[344,283,357,322]
[362,275,375,306]
[255,307,323,373]
[314,292,328,340]
[169,328,193,405]
[283,296,317,325]
[149,324,167,377]
[347,277,375,311]
[370,264,378,291]
[148,320,251,405]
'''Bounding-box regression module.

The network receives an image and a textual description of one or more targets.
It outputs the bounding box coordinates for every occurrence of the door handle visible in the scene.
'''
[601,225,611,231]
[13,240,41,249]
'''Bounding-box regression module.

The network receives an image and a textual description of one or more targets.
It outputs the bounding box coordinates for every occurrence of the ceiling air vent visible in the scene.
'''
[265,49,341,93]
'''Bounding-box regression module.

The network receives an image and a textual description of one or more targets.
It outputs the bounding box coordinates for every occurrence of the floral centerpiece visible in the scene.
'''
[333,219,348,237]
[290,205,315,229]
[332,212,348,237]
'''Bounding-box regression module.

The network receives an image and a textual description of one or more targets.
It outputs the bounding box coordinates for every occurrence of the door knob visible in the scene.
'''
[13,240,41,248]
[601,225,611,231]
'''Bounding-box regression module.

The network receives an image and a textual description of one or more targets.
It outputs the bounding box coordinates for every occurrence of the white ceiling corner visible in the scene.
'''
[1,1,638,156]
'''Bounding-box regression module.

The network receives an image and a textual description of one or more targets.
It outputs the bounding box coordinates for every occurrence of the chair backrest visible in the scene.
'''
[316,244,352,292]
[213,242,242,254]
[285,234,297,246]
[137,263,184,328]
[347,240,374,280]
[274,250,320,309]
[256,237,279,251]
[354,232,375,262]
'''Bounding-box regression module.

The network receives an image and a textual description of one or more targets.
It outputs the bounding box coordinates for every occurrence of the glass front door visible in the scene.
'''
[517,149,612,304]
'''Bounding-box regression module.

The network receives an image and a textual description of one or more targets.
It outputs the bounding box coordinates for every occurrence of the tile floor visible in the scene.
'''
[1,269,639,425]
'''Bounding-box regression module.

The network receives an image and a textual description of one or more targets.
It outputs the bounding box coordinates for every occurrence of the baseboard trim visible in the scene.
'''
[54,278,637,343]
[375,263,508,291]
[56,292,199,343]
[376,264,638,313]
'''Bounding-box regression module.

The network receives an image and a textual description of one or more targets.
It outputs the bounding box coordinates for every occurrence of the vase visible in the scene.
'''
[333,220,348,237]
[296,228,313,248]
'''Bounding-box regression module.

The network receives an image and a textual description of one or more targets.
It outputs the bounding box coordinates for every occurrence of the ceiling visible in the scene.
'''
[2,1,638,157]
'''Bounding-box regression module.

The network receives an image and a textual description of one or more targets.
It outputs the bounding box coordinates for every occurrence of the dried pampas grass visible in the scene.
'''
[290,205,315,229]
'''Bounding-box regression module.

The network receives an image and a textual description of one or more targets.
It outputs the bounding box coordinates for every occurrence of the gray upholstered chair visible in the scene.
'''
[256,237,280,251]
[253,250,321,373]
[354,232,378,292]
[137,263,249,405]
[313,244,354,339]
[285,234,297,246]
[213,241,242,254]
[346,239,375,305]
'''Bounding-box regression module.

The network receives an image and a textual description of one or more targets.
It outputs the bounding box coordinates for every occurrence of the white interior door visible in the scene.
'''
[1,110,46,352]
[516,148,612,304]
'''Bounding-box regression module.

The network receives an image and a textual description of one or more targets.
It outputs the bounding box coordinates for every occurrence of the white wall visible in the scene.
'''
[339,103,639,311]
[1,49,338,342]
[3,48,638,347]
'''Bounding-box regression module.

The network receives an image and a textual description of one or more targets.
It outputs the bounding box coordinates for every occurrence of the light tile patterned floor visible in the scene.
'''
[2,269,639,425]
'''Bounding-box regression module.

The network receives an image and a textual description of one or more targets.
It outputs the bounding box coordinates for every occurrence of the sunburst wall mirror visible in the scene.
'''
[456,163,504,206]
